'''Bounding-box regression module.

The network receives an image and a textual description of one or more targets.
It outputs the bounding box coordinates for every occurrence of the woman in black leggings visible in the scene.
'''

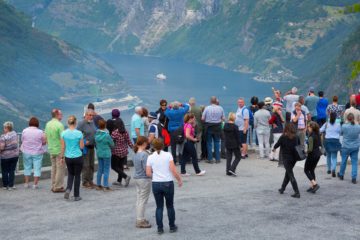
[304,121,322,193]
[273,123,300,198]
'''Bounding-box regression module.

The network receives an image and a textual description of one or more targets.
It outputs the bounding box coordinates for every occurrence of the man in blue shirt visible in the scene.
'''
[131,107,144,143]
[165,101,189,164]
[316,91,329,127]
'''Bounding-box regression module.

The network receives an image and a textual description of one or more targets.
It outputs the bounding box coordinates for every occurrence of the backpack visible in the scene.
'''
[242,107,254,126]
[174,124,185,144]
[151,123,171,147]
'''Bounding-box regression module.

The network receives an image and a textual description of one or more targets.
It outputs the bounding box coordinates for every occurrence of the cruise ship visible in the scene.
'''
[84,94,142,115]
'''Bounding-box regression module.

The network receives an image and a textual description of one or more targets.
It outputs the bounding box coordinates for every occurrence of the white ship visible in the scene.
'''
[156,73,167,80]
[84,94,142,115]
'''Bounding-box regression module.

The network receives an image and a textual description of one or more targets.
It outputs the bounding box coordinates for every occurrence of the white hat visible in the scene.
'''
[264,97,273,105]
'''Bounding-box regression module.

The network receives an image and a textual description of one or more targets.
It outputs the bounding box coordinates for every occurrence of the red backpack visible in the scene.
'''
[153,123,171,147]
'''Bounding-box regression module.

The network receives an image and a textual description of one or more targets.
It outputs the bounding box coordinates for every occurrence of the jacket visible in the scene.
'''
[165,104,190,132]
[223,123,241,149]
[95,130,114,158]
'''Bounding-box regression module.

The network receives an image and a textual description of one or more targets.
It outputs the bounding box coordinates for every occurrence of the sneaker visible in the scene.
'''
[136,219,152,228]
[352,179,357,184]
[32,185,39,190]
[291,192,300,198]
[3,187,8,190]
[170,225,178,233]
[196,170,206,176]
[278,188,284,194]
[124,176,131,187]
[11,186,16,190]
[215,160,221,164]
[7,187,12,191]
[327,170,331,174]
[24,183,30,189]
[157,228,164,235]
[228,170,237,176]
[96,185,103,191]
[64,190,70,200]
[206,160,214,164]
[306,187,313,193]
[181,173,191,177]
[74,196,82,201]
[112,181,122,186]
[311,184,320,193]
[241,155,246,159]
[103,187,113,192]
[331,171,336,178]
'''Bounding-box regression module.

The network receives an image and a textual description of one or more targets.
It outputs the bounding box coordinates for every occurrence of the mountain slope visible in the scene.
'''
[0,1,126,129]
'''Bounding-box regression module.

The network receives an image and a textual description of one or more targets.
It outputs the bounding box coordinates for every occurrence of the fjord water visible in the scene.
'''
[59,54,283,123]
[105,54,283,114]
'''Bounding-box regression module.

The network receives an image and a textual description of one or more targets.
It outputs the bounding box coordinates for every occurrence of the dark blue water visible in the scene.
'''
[60,54,284,124]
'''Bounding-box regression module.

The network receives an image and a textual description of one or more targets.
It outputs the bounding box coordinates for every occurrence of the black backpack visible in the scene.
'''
[174,124,185,144]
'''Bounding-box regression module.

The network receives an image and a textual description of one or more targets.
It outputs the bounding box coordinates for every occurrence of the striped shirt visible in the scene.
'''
[0,131,19,159]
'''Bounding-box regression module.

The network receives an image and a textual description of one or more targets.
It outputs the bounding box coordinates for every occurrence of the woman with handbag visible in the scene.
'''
[272,123,300,198]
[320,112,341,177]
[304,122,322,193]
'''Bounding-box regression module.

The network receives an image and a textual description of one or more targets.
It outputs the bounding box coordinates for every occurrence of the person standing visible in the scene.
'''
[133,136,152,228]
[202,96,225,163]
[180,113,206,176]
[111,119,133,187]
[189,97,203,159]
[165,101,190,164]
[326,96,343,121]
[61,116,84,201]
[0,122,19,190]
[254,102,271,159]
[106,109,125,136]
[250,96,259,146]
[131,107,144,143]
[45,109,65,193]
[235,98,250,159]
[291,103,307,146]
[292,96,310,121]
[269,102,284,162]
[338,113,360,184]
[304,122,322,193]
[283,87,299,122]
[316,91,329,127]
[87,103,104,129]
[142,107,150,137]
[305,87,319,121]
[146,138,182,234]
[273,123,300,198]
[343,99,360,125]
[77,109,96,189]
[156,99,169,130]
[95,119,114,191]
[223,113,241,176]
[320,112,341,177]
[21,117,46,189]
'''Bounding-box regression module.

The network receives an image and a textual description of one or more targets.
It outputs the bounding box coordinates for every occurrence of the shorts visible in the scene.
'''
[23,153,43,177]
[239,131,248,145]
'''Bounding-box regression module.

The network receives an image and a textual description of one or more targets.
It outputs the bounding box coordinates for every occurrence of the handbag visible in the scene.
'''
[295,144,307,161]
[320,123,328,156]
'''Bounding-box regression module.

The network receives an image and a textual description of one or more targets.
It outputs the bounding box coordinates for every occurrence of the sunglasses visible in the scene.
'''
[161,104,167,107]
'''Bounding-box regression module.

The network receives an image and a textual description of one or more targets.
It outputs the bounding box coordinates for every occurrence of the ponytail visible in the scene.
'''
[133,136,148,153]
[347,113,355,126]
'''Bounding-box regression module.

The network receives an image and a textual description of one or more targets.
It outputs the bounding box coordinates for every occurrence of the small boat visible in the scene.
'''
[156,73,167,80]
[223,86,227,90]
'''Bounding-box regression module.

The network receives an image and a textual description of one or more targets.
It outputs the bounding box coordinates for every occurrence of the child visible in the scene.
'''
[223,112,241,176]
[133,136,152,228]
[95,119,114,191]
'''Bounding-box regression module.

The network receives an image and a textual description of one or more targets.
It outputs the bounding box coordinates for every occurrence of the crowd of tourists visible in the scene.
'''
[0,87,360,234]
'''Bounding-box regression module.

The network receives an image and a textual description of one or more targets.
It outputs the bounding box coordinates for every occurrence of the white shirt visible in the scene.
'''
[284,94,299,113]
[146,151,174,182]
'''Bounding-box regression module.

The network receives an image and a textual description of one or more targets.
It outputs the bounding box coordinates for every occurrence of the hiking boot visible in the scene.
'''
[136,220,151,228]
[352,178,357,184]
[331,171,336,178]
[82,182,91,188]
[124,176,131,187]
[96,185,103,191]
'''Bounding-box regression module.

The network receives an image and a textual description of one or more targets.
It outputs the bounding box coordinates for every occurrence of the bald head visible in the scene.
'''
[210,96,217,104]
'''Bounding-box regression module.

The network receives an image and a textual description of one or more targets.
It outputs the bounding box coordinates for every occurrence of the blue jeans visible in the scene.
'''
[152,181,176,230]
[339,148,359,179]
[326,151,338,172]
[206,128,220,161]
[97,157,111,187]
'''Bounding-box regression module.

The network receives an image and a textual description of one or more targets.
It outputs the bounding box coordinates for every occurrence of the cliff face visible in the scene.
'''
[0,1,125,129]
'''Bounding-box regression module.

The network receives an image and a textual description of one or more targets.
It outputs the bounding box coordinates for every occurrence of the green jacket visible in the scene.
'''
[95,130,114,159]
